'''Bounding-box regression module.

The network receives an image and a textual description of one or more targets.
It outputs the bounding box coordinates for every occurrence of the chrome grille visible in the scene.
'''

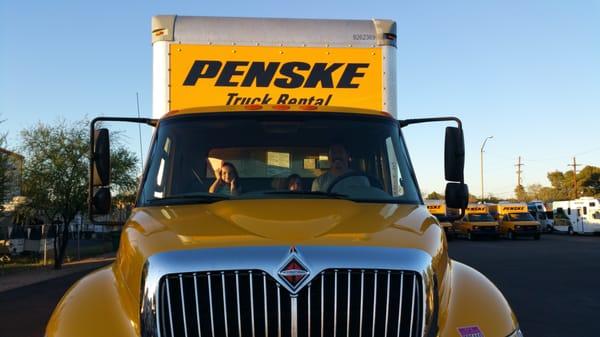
[158,269,423,337]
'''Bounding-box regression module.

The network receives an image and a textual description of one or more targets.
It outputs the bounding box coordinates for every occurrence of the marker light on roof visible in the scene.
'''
[273,105,290,110]
[244,104,263,110]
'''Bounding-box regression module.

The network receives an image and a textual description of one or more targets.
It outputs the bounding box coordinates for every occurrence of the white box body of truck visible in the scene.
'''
[151,16,397,118]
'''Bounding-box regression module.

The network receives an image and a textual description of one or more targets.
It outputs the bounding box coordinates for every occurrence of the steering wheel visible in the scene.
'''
[326,171,383,193]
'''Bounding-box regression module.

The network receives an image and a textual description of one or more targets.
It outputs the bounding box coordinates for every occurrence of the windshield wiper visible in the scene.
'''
[146,194,230,205]
[256,190,349,198]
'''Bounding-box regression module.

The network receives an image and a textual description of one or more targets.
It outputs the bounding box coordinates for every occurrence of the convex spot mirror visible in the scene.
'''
[92,187,112,215]
[446,182,469,209]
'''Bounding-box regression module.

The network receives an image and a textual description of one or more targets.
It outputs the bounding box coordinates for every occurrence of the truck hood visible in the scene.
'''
[114,199,446,304]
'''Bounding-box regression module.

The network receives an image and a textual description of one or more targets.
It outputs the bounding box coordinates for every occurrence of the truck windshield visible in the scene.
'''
[138,113,421,205]
[509,213,535,221]
[467,214,495,222]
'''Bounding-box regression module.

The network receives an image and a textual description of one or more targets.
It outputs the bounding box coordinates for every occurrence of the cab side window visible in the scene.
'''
[141,135,173,201]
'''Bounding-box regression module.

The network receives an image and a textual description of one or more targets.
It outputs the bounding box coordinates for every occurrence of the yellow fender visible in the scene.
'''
[438,261,519,336]
[46,266,139,337]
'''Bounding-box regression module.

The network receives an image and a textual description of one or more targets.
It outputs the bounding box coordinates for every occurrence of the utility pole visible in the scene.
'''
[480,136,493,201]
[515,156,524,187]
[567,157,581,199]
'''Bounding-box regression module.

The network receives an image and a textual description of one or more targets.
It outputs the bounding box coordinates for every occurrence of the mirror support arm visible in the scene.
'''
[399,116,462,130]
[89,117,158,225]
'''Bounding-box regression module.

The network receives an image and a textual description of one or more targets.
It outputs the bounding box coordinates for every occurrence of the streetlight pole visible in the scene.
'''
[480,136,494,202]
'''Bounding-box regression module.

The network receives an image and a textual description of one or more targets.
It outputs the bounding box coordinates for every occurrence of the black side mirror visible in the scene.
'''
[92,187,112,215]
[93,129,111,187]
[446,182,469,209]
[444,126,464,182]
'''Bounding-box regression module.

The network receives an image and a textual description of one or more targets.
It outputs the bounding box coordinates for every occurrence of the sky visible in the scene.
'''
[1,0,599,199]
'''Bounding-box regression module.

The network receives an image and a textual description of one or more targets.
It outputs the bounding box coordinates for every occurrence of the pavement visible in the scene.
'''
[448,233,600,337]
[0,253,115,293]
[1,234,599,337]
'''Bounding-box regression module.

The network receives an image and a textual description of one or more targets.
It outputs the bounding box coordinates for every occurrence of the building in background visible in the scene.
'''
[1,148,25,247]
[1,147,24,202]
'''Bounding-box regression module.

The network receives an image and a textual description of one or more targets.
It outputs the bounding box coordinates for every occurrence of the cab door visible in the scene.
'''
[579,207,587,233]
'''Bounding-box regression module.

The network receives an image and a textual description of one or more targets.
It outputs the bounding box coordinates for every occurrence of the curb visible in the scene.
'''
[0,255,115,293]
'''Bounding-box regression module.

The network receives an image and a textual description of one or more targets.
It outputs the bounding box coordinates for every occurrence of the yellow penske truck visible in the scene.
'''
[490,203,541,240]
[46,16,523,337]
[425,200,456,240]
[454,204,499,240]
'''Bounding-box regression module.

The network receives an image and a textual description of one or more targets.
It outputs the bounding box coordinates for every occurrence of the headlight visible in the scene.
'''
[473,226,479,230]
[507,328,524,337]
[515,225,521,229]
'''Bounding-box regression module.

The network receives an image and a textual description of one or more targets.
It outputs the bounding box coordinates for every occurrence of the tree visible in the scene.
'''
[578,166,600,197]
[523,184,560,203]
[484,194,501,204]
[0,116,9,209]
[109,147,139,222]
[546,166,600,200]
[20,120,87,269]
[426,191,444,200]
[0,133,7,209]
[514,185,528,202]
[20,120,138,269]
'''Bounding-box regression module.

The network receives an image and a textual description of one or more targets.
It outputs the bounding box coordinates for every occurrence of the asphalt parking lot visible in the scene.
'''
[448,233,600,337]
[0,233,598,337]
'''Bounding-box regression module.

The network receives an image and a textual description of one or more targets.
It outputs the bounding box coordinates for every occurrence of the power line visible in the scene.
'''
[567,157,582,199]
[515,156,524,187]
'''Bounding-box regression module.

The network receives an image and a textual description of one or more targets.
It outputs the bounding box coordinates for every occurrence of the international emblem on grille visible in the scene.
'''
[278,248,310,289]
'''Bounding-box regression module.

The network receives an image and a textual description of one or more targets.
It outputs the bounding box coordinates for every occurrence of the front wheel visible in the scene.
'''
[534,233,541,240]
[467,231,473,241]
[507,231,516,240]
[568,226,574,235]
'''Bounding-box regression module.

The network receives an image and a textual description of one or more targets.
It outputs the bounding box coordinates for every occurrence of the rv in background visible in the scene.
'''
[552,197,600,235]
[528,200,553,232]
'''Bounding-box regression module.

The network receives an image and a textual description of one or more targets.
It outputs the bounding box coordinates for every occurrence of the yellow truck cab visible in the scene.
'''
[454,204,499,240]
[46,16,523,337]
[425,200,455,239]
[491,203,541,240]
